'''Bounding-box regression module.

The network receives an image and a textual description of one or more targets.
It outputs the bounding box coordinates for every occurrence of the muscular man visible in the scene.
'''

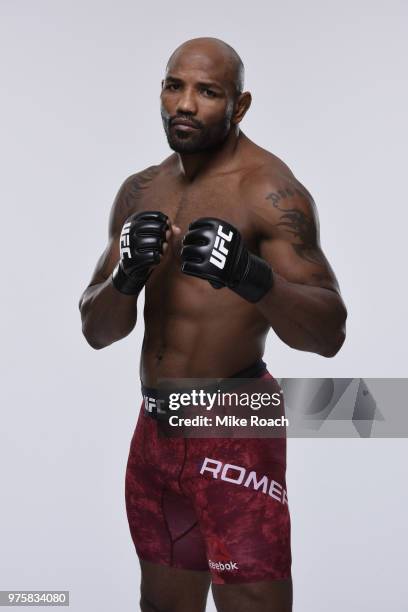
[79,37,347,612]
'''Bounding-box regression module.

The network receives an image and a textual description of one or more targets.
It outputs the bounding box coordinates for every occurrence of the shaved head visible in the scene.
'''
[160,37,250,154]
[166,37,245,95]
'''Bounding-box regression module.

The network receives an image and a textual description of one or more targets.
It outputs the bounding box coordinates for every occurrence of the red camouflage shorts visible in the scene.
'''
[125,361,291,585]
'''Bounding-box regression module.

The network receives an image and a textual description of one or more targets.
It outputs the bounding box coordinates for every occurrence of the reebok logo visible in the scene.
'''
[209,225,233,269]
[200,457,288,505]
[208,560,239,572]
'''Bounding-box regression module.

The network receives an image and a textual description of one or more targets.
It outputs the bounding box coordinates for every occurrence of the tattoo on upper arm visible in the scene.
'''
[111,166,159,237]
[266,188,325,265]
[123,166,159,210]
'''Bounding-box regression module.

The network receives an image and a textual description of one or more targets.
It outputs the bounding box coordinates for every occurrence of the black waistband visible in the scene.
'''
[141,359,267,419]
[228,358,267,379]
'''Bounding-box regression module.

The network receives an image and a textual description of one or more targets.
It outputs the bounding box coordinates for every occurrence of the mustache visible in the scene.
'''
[169,115,204,129]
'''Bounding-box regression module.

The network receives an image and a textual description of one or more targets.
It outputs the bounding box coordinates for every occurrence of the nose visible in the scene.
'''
[176,87,198,115]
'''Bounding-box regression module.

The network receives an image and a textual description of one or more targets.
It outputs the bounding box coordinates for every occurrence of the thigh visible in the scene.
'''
[126,408,208,569]
[140,559,211,612]
[187,440,292,585]
[212,578,293,612]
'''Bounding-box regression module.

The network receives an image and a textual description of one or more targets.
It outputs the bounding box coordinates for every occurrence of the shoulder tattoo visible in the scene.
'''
[266,188,325,265]
[123,165,159,211]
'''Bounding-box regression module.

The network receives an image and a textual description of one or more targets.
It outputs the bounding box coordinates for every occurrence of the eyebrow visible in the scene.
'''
[165,75,224,91]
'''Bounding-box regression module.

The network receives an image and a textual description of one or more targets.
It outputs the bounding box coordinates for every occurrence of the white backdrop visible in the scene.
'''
[1,1,407,610]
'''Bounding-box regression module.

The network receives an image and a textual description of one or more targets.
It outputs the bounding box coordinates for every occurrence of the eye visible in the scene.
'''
[165,83,180,91]
[201,88,217,98]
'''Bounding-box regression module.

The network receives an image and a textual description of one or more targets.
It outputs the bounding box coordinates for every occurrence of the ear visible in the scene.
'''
[232,91,252,125]
[161,79,164,90]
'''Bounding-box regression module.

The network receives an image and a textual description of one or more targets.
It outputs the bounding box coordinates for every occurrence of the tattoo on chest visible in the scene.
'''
[266,188,324,265]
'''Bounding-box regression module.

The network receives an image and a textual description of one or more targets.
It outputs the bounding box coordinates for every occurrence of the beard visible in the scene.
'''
[161,110,233,154]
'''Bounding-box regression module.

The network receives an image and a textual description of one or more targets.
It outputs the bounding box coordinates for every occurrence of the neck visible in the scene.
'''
[177,127,242,180]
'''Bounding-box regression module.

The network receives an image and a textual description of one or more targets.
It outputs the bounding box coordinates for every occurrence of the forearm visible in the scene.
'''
[79,278,138,349]
[257,273,347,357]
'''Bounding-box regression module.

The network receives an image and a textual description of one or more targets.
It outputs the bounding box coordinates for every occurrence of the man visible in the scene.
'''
[79,37,347,612]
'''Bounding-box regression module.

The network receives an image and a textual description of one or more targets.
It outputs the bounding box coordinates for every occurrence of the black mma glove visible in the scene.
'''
[181,217,273,303]
[112,211,169,295]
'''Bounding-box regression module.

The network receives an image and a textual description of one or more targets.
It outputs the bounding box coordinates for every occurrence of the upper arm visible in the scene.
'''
[253,177,341,293]
[84,178,131,288]
[85,166,158,288]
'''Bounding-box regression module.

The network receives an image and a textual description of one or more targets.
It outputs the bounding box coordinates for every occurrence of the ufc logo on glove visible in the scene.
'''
[209,225,234,269]
[181,217,273,303]
[119,222,132,260]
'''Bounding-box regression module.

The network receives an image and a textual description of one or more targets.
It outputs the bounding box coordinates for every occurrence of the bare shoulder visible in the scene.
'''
[108,156,175,236]
[239,147,319,239]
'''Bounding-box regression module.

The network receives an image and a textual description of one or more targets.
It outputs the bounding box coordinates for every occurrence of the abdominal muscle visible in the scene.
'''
[140,269,268,386]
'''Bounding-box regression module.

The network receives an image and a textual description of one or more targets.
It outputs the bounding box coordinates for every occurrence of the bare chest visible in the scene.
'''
[136,175,254,245]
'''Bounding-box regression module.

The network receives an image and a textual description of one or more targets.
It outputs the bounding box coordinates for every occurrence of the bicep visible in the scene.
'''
[256,182,340,292]
[260,236,340,292]
[84,175,135,288]
[85,165,160,287]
